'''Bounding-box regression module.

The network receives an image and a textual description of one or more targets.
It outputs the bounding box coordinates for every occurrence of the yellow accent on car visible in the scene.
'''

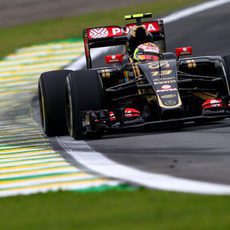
[124,13,152,20]
[193,92,217,100]
[124,15,132,20]
[187,60,197,68]
[133,14,144,18]
[101,69,111,78]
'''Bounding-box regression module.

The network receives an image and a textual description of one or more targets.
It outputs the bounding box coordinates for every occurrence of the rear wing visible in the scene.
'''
[83,19,166,69]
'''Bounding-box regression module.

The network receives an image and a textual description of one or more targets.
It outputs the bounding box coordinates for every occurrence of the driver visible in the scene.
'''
[133,42,161,62]
[122,26,161,81]
[126,25,154,55]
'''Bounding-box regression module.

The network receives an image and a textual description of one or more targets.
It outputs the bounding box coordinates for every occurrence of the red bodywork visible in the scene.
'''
[105,54,124,64]
[202,98,226,110]
[109,108,141,122]
[176,46,193,57]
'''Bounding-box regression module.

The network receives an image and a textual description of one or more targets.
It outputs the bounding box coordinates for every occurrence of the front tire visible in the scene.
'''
[65,70,104,140]
[38,70,72,136]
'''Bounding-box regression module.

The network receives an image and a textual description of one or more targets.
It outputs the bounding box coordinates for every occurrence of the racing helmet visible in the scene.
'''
[133,42,161,62]
[127,25,153,54]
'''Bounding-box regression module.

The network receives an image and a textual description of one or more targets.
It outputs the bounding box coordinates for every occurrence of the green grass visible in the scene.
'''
[0,0,203,59]
[2,1,228,229]
[0,189,230,229]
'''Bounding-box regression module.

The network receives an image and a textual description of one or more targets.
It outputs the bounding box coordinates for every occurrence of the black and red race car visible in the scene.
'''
[38,13,230,139]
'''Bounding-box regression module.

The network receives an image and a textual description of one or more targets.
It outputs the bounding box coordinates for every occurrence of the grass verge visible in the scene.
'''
[0,0,203,59]
[0,189,230,229]
[2,0,229,229]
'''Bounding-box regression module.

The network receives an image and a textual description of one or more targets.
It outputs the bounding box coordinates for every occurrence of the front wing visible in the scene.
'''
[106,114,230,132]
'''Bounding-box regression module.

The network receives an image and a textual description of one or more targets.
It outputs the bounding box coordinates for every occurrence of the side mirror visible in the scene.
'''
[176,46,192,58]
[105,54,124,64]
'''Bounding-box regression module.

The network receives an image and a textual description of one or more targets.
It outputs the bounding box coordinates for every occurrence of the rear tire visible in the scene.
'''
[38,70,72,136]
[65,70,104,140]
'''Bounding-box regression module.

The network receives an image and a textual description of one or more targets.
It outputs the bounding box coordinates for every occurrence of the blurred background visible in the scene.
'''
[0,0,204,58]
[0,0,155,27]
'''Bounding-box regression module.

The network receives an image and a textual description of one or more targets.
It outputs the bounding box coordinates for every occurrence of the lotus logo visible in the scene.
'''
[164,100,177,106]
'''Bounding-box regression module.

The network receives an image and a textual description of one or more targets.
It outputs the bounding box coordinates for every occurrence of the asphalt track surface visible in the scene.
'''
[80,2,230,185]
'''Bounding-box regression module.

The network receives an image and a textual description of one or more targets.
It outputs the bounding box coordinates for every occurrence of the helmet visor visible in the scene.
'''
[135,54,159,61]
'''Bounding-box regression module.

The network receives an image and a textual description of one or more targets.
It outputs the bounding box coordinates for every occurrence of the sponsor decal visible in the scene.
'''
[157,88,177,93]
[164,100,177,106]
[176,46,192,56]
[112,23,159,36]
[161,94,177,99]
[153,77,176,81]
[202,98,223,109]
[161,85,171,90]
[87,21,160,39]
[125,22,160,34]
[151,70,173,77]
[89,28,109,39]
[154,80,176,85]
[210,99,221,104]
[183,47,188,52]
[111,27,123,36]
[124,108,140,118]
[148,61,170,70]
[105,54,123,63]
[148,63,159,70]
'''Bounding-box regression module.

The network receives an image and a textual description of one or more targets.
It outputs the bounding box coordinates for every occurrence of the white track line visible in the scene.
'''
[58,137,230,195]
[163,0,230,23]
[61,0,230,194]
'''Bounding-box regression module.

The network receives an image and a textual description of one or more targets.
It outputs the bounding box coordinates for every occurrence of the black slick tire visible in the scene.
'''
[38,70,72,136]
[65,70,104,140]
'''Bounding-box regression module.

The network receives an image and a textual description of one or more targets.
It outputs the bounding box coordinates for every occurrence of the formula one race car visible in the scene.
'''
[38,13,230,139]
